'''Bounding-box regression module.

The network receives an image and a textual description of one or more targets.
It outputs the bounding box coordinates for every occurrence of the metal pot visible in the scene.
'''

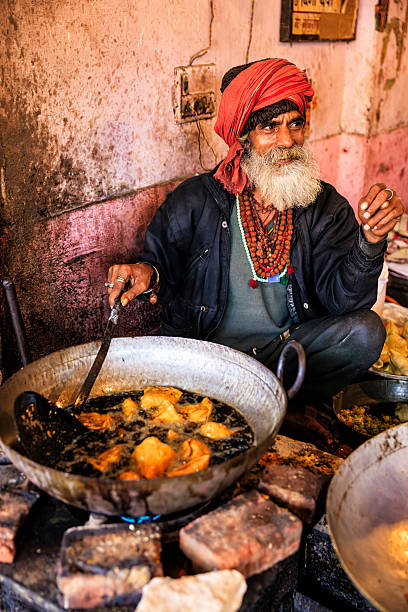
[326,422,408,612]
[333,378,408,437]
[0,336,304,517]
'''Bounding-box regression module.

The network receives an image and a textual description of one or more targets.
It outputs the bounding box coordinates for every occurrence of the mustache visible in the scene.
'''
[261,145,308,164]
[240,142,321,212]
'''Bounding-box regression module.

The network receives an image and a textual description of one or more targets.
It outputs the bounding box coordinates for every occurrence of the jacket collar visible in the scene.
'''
[202,168,235,219]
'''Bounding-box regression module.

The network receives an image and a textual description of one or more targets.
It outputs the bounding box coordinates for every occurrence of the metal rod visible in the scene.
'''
[1,278,32,366]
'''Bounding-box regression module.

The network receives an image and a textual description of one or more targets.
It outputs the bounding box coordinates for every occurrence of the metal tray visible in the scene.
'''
[369,365,408,380]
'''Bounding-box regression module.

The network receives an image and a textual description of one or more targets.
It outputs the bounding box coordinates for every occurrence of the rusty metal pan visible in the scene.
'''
[326,422,408,611]
[0,336,304,517]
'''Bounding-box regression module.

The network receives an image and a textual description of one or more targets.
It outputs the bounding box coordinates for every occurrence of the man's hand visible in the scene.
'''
[358,184,404,243]
[107,263,153,308]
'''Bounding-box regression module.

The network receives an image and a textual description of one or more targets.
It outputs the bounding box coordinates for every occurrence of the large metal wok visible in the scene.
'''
[326,422,408,611]
[0,336,303,517]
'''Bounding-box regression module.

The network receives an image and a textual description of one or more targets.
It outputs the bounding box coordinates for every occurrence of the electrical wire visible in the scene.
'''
[245,0,255,63]
[186,104,217,172]
[189,0,215,65]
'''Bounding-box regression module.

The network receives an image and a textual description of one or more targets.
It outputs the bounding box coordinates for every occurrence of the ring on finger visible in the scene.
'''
[105,282,114,288]
[116,275,127,283]
[384,188,394,201]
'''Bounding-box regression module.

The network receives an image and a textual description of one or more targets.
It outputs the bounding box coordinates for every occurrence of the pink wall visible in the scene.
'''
[310,128,408,215]
[1,0,407,364]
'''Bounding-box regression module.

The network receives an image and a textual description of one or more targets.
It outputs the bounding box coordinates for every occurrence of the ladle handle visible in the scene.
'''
[2,278,32,366]
[276,340,306,400]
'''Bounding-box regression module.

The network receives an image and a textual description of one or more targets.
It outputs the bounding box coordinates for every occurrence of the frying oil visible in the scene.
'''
[56,391,254,479]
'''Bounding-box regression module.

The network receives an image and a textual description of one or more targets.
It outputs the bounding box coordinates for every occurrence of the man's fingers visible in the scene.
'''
[360,183,386,211]
[106,263,153,308]
[120,282,145,307]
[107,265,132,307]
[370,218,401,237]
[360,184,391,219]
[375,209,401,229]
[364,203,401,229]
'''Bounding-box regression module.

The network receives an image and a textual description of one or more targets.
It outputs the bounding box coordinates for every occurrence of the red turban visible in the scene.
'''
[214,58,314,194]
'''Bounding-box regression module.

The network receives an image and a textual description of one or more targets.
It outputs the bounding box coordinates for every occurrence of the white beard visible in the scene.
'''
[240,143,322,212]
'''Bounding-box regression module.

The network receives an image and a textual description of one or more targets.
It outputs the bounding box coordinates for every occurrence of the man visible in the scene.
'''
[106,58,403,403]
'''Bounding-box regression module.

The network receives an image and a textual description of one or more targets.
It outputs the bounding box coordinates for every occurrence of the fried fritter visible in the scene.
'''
[167,455,210,476]
[390,350,408,376]
[152,400,184,424]
[78,412,114,430]
[87,444,126,472]
[121,397,139,421]
[167,438,210,477]
[198,421,233,440]
[140,386,183,410]
[132,436,176,479]
[118,471,141,481]
[178,397,213,423]
[179,438,210,461]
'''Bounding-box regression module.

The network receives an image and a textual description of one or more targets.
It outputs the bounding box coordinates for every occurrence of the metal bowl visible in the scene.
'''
[327,423,408,612]
[333,379,408,437]
[0,336,301,517]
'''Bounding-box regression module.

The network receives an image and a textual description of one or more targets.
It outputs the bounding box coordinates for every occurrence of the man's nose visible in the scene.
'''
[276,125,294,148]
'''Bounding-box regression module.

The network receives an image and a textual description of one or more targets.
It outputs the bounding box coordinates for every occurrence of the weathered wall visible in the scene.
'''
[1,0,407,369]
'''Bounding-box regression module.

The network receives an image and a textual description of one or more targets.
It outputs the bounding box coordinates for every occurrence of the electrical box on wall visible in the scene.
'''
[173,64,216,124]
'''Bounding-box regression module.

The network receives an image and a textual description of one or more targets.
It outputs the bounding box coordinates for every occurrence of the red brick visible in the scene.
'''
[179,490,302,577]
[260,435,343,478]
[258,464,327,523]
[57,523,162,609]
[0,489,39,563]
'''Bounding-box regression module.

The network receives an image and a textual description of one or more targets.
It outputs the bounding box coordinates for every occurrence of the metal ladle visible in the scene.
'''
[14,295,124,465]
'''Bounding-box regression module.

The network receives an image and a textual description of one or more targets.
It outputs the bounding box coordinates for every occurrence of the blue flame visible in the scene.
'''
[121,514,161,524]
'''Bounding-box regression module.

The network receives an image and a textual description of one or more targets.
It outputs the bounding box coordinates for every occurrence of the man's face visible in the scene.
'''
[240,109,320,211]
[247,110,305,158]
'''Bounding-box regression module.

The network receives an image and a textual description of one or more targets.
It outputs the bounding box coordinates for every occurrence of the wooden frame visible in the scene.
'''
[280,0,359,42]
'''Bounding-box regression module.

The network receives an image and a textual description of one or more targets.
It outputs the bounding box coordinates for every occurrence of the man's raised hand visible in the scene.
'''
[358,183,404,243]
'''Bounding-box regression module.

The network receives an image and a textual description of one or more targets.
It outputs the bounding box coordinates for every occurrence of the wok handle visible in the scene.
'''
[276,340,306,400]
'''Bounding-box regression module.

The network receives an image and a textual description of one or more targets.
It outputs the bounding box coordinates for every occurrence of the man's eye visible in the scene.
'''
[290,121,305,131]
[264,124,279,133]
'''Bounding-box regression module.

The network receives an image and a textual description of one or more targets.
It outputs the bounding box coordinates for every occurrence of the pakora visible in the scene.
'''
[198,421,233,440]
[87,444,126,472]
[78,412,114,430]
[121,397,139,421]
[373,319,408,376]
[167,438,210,477]
[152,400,184,424]
[178,397,213,423]
[140,386,183,410]
[131,436,176,479]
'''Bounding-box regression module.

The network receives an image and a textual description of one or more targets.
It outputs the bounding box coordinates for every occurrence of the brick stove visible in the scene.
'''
[0,426,376,612]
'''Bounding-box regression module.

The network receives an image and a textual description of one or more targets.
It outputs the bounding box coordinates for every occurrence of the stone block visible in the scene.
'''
[179,490,302,578]
[260,435,343,479]
[135,570,246,612]
[0,488,39,563]
[57,523,162,609]
[258,463,327,523]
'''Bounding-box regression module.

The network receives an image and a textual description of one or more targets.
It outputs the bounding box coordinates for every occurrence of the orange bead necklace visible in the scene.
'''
[237,191,294,288]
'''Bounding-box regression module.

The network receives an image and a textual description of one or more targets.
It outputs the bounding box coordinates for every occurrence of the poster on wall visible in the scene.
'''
[280,0,359,42]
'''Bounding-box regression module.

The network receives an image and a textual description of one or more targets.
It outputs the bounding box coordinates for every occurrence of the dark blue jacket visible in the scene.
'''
[138,170,386,339]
